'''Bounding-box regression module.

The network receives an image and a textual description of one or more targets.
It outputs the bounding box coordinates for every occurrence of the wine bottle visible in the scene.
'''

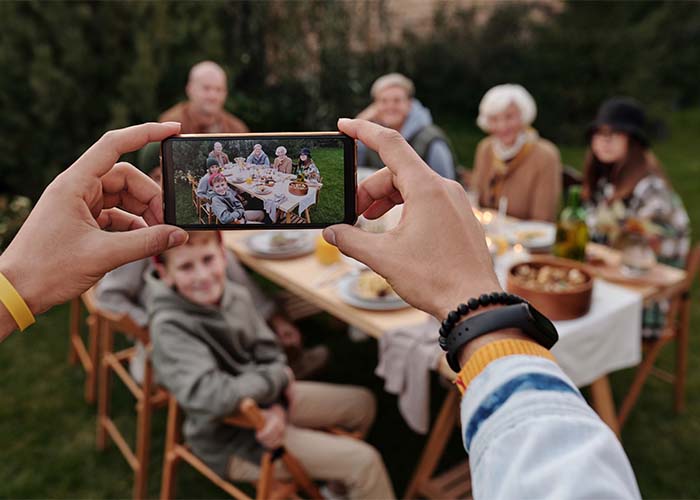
[553,186,589,261]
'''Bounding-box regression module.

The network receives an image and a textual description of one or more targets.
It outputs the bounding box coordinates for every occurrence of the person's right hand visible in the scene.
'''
[0,122,188,321]
[256,404,287,449]
[323,118,502,321]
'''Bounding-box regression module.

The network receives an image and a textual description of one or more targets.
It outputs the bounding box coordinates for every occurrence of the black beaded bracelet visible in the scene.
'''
[438,292,525,349]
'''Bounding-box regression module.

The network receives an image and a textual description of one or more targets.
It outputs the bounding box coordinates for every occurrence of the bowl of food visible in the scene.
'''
[288,181,308,196]
[506,259,593,320]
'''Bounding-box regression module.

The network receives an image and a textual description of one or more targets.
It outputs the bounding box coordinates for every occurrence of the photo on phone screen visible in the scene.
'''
[161,133,356,229]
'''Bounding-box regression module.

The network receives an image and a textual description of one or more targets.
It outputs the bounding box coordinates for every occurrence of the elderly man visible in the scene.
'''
[356,73,456,179]
[246,143,270,167]
[208,142,230,167]
[160,61,249,134]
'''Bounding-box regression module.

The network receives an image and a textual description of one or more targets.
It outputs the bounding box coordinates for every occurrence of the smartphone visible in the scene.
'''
[161,132,357,229]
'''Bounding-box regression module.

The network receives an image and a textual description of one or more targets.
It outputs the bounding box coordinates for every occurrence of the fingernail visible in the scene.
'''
[163,121,181,127]
[337,118,351,125]
[168,230,188,248]
[322,228,336,246]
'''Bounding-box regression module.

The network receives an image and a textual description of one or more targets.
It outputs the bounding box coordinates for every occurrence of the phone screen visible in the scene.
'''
[161,133,356,229]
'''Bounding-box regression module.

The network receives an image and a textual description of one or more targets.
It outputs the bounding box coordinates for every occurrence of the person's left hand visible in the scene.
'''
[270,315,302,349]
[256,404,287,449]
[0,122,189,318]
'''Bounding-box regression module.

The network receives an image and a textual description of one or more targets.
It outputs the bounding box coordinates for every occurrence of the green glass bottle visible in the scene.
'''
[553,186,589,261]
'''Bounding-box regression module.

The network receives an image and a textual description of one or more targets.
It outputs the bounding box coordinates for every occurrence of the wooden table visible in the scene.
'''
[225,170,321,224]
[222,231,454,377]
[223,231,686,499]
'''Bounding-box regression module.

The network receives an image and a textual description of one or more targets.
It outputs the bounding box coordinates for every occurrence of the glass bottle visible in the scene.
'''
[553,186,589,261]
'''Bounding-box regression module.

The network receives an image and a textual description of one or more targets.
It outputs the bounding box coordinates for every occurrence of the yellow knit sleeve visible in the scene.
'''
[453,339,556,394]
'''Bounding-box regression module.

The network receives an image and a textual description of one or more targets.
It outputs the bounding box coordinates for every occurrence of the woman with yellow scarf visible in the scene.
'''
[471,84,562,222]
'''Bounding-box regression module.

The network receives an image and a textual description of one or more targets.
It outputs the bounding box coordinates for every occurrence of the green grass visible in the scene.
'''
[305,147,345,224]
[1,109,699,498]
[175,180,199,225]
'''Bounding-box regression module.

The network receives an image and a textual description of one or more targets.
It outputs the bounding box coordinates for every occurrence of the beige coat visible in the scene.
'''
[159,101,249,134]
[471,137,562,222]
[273,155,293,174]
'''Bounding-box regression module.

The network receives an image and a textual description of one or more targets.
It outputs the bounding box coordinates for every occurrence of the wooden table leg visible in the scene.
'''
[404,389,461,499]
[589,375,620,438]
[304,208,310,223]
[286,211,291,224]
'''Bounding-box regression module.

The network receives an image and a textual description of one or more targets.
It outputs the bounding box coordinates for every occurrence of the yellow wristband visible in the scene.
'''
[453,339,555,394]
[0,272,35,331]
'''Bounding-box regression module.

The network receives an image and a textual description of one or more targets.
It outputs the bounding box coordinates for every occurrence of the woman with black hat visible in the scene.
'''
[297,147,320,181]
[583,97,690,337]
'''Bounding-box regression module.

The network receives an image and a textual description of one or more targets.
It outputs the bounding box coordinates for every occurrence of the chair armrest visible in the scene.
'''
[222,397,266,430]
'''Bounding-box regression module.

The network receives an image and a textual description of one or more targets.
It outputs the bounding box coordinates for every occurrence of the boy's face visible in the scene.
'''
[212,179,228,196]
[158,237,226,306]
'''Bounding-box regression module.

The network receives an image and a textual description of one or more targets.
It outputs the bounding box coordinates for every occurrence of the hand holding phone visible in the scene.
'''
[161,133,357,229]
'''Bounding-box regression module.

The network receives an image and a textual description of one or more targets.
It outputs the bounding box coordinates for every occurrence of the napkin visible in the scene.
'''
[263,193,287,223]
[375,318,443,434]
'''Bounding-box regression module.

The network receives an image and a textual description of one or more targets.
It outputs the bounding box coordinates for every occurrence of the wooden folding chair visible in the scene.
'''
[186,174,202,221]
[68,289,101,404]
[96,311,169,499]
[404,389,472,500]
[160,396,322,500]
[618,243,700,428]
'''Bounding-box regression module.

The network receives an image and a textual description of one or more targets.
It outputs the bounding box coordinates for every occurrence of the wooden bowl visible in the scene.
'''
[288,181,308,196]
[506,258,593,321]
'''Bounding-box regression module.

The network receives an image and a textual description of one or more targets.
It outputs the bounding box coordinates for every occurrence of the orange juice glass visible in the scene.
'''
[315,235,341,265]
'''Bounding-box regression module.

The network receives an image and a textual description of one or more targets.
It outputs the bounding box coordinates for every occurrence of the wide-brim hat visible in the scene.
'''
[586,97,649,147]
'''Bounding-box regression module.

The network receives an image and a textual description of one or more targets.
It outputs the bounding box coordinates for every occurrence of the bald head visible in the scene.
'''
[186,61,228,117]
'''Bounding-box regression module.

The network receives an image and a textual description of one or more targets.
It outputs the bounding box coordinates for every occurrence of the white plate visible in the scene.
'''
[337,274,409,311]
[253,184,273,195]
[505,221,556,249]
[247,231,314,258]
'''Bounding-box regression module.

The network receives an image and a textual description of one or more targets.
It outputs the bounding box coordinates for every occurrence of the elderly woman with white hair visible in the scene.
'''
[356,73,457,179]
[272,145,293,174]
[471,84,562,222]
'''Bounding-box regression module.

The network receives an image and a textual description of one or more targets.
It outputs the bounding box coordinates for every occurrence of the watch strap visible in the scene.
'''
[453,338,556,394]
[445,303,558,372]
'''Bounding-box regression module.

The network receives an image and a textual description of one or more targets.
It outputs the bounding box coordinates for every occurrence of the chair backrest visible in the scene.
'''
[664,243,700,330]
[684,243,700,288]
[82,287,150,345]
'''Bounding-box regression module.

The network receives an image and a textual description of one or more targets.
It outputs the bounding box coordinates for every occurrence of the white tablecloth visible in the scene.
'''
[495,255,643,387]
[551,280,643,387]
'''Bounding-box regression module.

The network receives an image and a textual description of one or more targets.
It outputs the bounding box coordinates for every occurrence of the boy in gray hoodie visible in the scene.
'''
[147,232,395,499]
[209,173,265,224]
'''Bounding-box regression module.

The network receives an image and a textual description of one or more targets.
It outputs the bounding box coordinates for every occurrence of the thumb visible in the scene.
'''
[323,224,384,268]
[104,225,189,271]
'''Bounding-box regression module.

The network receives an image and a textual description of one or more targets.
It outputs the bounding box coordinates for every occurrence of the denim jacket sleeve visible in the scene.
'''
[461,355,641,499]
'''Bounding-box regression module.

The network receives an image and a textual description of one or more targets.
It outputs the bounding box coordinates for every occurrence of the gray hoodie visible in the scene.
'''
[145,271,288,475]
[357,98,456,179]
[211,188,246,224]
[196,173,213,200]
